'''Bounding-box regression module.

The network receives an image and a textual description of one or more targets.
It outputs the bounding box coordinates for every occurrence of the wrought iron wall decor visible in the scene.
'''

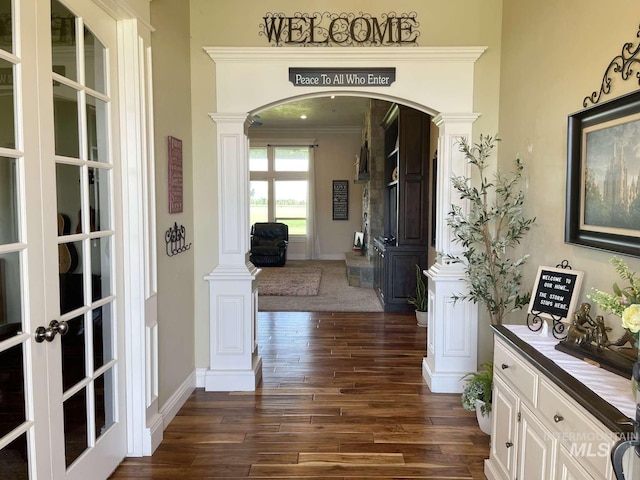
[259,12,420,47]
[165,222,191,257]
[583,23,640,107]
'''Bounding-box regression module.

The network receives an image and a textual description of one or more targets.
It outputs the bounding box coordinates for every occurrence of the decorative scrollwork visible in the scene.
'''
[259,11,420,47]
[165,222,192,257]
[527,312,567,339]
[527,312,544,332]
[583,24,640,107]
[552,319,566,339]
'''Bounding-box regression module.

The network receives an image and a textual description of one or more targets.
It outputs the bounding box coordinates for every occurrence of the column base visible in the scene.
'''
[422,357,464,393]
[205,355,263,391]
[205,262,262,392]
[423,261,478,394]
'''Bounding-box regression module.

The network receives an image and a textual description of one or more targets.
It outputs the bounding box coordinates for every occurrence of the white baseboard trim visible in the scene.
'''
[160,370,197,427]
[143,370,197,456]
[315,253,346,260]
[196,367,207,388]
[484,458,500,480]
[287,253,348,261]
[143,413,163,456]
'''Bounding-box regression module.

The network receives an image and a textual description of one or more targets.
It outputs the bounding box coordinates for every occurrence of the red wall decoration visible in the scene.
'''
[168,136,183,214]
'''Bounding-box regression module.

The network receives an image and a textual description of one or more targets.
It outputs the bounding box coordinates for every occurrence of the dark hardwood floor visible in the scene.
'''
[110,311,489,479]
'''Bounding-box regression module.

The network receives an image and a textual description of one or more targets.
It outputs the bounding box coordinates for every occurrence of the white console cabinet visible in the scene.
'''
[485,325,638,480]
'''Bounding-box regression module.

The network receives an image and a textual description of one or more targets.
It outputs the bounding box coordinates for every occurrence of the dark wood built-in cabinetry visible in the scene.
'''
[373,105,430,311]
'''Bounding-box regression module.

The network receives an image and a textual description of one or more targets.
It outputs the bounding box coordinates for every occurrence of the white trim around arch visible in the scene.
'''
[203,46,486,393]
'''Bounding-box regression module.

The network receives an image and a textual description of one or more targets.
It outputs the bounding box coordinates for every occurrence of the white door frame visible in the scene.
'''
[203,46,485,393]
[92,1,160,456]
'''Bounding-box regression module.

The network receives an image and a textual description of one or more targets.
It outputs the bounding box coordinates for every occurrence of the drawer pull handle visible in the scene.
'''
[505,441,513,448]
[501,363,509,370]
[553,414,564,423]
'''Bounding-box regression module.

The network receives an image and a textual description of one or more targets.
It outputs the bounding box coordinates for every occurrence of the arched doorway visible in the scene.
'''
[203,47,484,394]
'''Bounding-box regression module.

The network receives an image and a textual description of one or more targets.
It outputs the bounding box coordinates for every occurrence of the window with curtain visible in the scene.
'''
[249,145,310,235]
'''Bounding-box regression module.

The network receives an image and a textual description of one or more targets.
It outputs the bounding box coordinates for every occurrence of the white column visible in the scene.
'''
[204,113,262,391]
[423,113,480,393]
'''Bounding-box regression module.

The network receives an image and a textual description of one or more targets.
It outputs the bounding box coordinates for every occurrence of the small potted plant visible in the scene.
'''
[408,264,428,327]
[461,362,494,435]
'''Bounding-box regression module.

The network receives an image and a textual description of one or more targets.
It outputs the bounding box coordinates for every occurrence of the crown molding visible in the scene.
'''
[204,46,487,64]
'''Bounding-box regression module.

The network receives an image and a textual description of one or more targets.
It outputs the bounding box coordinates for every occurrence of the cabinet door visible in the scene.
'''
[555,444,596,480]
[517,404,555,480]
[491,375,520,479]
[397,107,429,245]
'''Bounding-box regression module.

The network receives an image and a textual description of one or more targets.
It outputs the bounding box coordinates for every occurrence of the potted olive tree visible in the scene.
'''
[446,135,535,326]
[447,135,535,432]
[408,264,428,327]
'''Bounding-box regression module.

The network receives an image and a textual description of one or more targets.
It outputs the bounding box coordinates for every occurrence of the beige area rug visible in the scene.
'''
[258,267,322,296]
[257,260,383,312]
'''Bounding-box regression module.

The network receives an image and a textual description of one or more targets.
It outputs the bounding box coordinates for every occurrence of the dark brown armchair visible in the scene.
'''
[249,222,289,267]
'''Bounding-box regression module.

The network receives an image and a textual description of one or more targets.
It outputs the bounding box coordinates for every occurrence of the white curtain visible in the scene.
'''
[308,145,318,259]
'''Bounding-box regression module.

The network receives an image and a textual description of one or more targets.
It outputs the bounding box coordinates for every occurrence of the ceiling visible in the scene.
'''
[249,96,373,129]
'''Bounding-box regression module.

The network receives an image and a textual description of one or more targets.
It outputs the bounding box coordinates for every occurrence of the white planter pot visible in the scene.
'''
[415,310,428,327]
[475,399,492,435]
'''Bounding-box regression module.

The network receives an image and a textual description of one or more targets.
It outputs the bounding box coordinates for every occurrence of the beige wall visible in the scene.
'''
[249,129,364,259]
[149,0,640,396]
[189,0,504,368]
[150,1,195,407]
[497,0,640,357]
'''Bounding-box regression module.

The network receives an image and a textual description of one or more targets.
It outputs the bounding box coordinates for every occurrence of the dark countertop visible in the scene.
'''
[492,324,634,436]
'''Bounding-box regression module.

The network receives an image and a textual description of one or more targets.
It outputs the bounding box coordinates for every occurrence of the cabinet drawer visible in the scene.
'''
[538,379,616,480]
[494,338,538,406]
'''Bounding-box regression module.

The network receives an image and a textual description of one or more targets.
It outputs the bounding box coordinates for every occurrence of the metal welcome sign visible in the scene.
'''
[259,12,420,47]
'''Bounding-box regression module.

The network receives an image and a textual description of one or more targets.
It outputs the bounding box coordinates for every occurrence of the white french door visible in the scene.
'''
[0,0,126,478]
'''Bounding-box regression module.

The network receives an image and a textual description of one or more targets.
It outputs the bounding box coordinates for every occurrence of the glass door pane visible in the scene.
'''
[0,157,18,244]
[0,59,16,148]
[0,257,28,480]
[0,0,13,54]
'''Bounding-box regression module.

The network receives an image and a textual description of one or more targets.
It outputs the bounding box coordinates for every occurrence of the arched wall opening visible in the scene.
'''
[247,93,438,264]
[203,46,485,394]
[249,91,440,118]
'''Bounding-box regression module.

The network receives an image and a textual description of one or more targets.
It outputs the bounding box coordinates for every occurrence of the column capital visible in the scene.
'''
[433,112,481,127]
[209,112,253,134]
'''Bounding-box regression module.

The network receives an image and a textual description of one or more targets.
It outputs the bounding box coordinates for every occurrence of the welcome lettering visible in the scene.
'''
[261,13,419,46]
